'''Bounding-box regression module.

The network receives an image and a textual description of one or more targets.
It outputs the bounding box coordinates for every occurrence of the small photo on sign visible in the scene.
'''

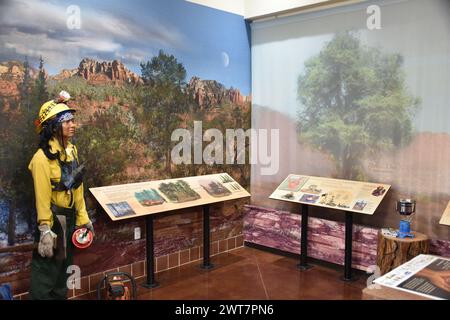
[134,189,165,207]
[199,179,232,197]
[353,200,368,211]
[106,201,136,217]
[371,186,386,197]
[299,194,320,204]
[300,184,322,195]
[282,192,295,200]
[278,175,308,192]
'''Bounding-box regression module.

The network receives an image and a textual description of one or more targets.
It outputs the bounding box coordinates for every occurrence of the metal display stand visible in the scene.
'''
[297,204,312,270]
[142,204,214,288]
[295,204,357,280]
[341,211,357,281]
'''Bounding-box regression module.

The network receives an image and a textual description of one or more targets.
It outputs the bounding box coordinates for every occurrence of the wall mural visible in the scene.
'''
[0,0,250,294]
[251,0,450,242]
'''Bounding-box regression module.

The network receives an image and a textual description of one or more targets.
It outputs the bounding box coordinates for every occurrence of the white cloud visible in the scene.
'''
[67,37,122,52]
[0,0,185,72]
[114,48,149,64]
[0,31,81,69]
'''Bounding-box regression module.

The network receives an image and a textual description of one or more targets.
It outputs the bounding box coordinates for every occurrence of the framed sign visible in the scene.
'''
[439,201,450,226]
[90,173,250,221]
[269,174,391,215]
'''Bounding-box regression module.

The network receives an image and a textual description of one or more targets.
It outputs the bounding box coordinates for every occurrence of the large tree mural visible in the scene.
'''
[297,32,420,180]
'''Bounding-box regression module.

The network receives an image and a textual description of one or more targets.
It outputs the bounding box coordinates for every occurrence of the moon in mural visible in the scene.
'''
[221,52,230,67]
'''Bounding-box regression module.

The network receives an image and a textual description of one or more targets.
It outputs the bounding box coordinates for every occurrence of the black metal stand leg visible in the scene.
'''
[201,205,214,269]
[341,211,358,282]
[142,215,159,288]
[298,204,312,270]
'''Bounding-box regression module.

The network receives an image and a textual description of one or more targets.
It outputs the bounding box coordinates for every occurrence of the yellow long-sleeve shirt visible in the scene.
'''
[28,137,90,227]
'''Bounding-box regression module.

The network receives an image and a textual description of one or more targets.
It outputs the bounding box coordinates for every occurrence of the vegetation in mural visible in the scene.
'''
[0,50,251,249]
[297,32,420,180]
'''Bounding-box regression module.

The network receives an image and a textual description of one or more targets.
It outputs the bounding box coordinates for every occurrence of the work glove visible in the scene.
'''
[38,224,57,258]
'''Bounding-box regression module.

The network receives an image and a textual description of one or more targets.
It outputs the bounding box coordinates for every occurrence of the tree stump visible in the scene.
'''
[376,231,429,275]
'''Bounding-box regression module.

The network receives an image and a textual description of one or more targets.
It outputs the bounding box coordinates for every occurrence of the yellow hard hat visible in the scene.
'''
[35,100,76,133]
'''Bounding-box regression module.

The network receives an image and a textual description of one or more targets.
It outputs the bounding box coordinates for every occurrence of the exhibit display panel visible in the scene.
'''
[374,254,450,300]
[439,201,450,226]
[269,174,391,215]
[91,173,250,288]
[90,173,251,221]
[269,173,391,281]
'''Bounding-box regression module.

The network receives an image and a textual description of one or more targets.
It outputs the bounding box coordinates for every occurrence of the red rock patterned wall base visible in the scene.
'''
[244,205,450,271]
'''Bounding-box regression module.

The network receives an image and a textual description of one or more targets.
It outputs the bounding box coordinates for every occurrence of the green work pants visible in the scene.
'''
[29,206,76,300]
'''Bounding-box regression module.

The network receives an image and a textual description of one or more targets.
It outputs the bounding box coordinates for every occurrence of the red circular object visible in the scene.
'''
[72,228,93,249]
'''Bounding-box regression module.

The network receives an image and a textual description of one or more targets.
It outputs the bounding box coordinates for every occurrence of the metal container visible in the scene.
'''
[72,228,93,249]
[396,199,416,216]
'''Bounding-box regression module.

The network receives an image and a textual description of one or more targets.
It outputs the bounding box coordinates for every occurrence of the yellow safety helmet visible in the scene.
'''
[35,91,76,133]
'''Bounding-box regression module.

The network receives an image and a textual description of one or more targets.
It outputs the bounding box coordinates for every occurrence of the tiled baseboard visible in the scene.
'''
[13,234,244,300]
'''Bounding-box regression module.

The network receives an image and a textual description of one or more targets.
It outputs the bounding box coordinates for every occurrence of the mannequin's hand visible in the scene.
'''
[82,221,95,238]
[38,224,57,258]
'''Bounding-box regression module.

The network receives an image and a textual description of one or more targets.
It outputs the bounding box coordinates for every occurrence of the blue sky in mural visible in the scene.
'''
[0,0,250,94]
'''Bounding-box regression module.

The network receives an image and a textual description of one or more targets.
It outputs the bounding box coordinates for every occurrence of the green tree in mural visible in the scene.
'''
[297,32,420,180]
[141,49,186,86]
[32,56,48,106]
[18,56,33,110]
[140,50,189,176]
[0,57,45,245]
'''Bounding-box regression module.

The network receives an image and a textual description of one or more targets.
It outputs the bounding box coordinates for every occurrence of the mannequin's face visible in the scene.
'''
[61,118,76,139]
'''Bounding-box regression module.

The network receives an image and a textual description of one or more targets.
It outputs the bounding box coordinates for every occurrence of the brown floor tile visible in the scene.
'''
[89,272,105,292]
[236,235,244,247]
[190,247,199,261]
[227,237,236,250]
[218,239,227,253]
[157,255,168,272]
[74,276,89,297]
[104,268,119,275]
[67,287,75,299]
[168,253,179,269]
[180,249,190,265]
[132,261,145,278]
[71,291,97,300]
[72,247,368,301]
[119,264,132,276]
[210,241,218,256]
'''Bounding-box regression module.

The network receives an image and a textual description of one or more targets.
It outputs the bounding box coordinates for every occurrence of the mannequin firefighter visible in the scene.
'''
[28,91,94,300]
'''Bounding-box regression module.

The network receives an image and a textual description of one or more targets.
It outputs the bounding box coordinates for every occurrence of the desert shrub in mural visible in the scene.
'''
[297,32,420,180]
[75,105,140,188]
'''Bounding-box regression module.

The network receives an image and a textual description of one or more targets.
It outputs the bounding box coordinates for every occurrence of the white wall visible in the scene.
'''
[245,0,334,19]
[186,0,358,19]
